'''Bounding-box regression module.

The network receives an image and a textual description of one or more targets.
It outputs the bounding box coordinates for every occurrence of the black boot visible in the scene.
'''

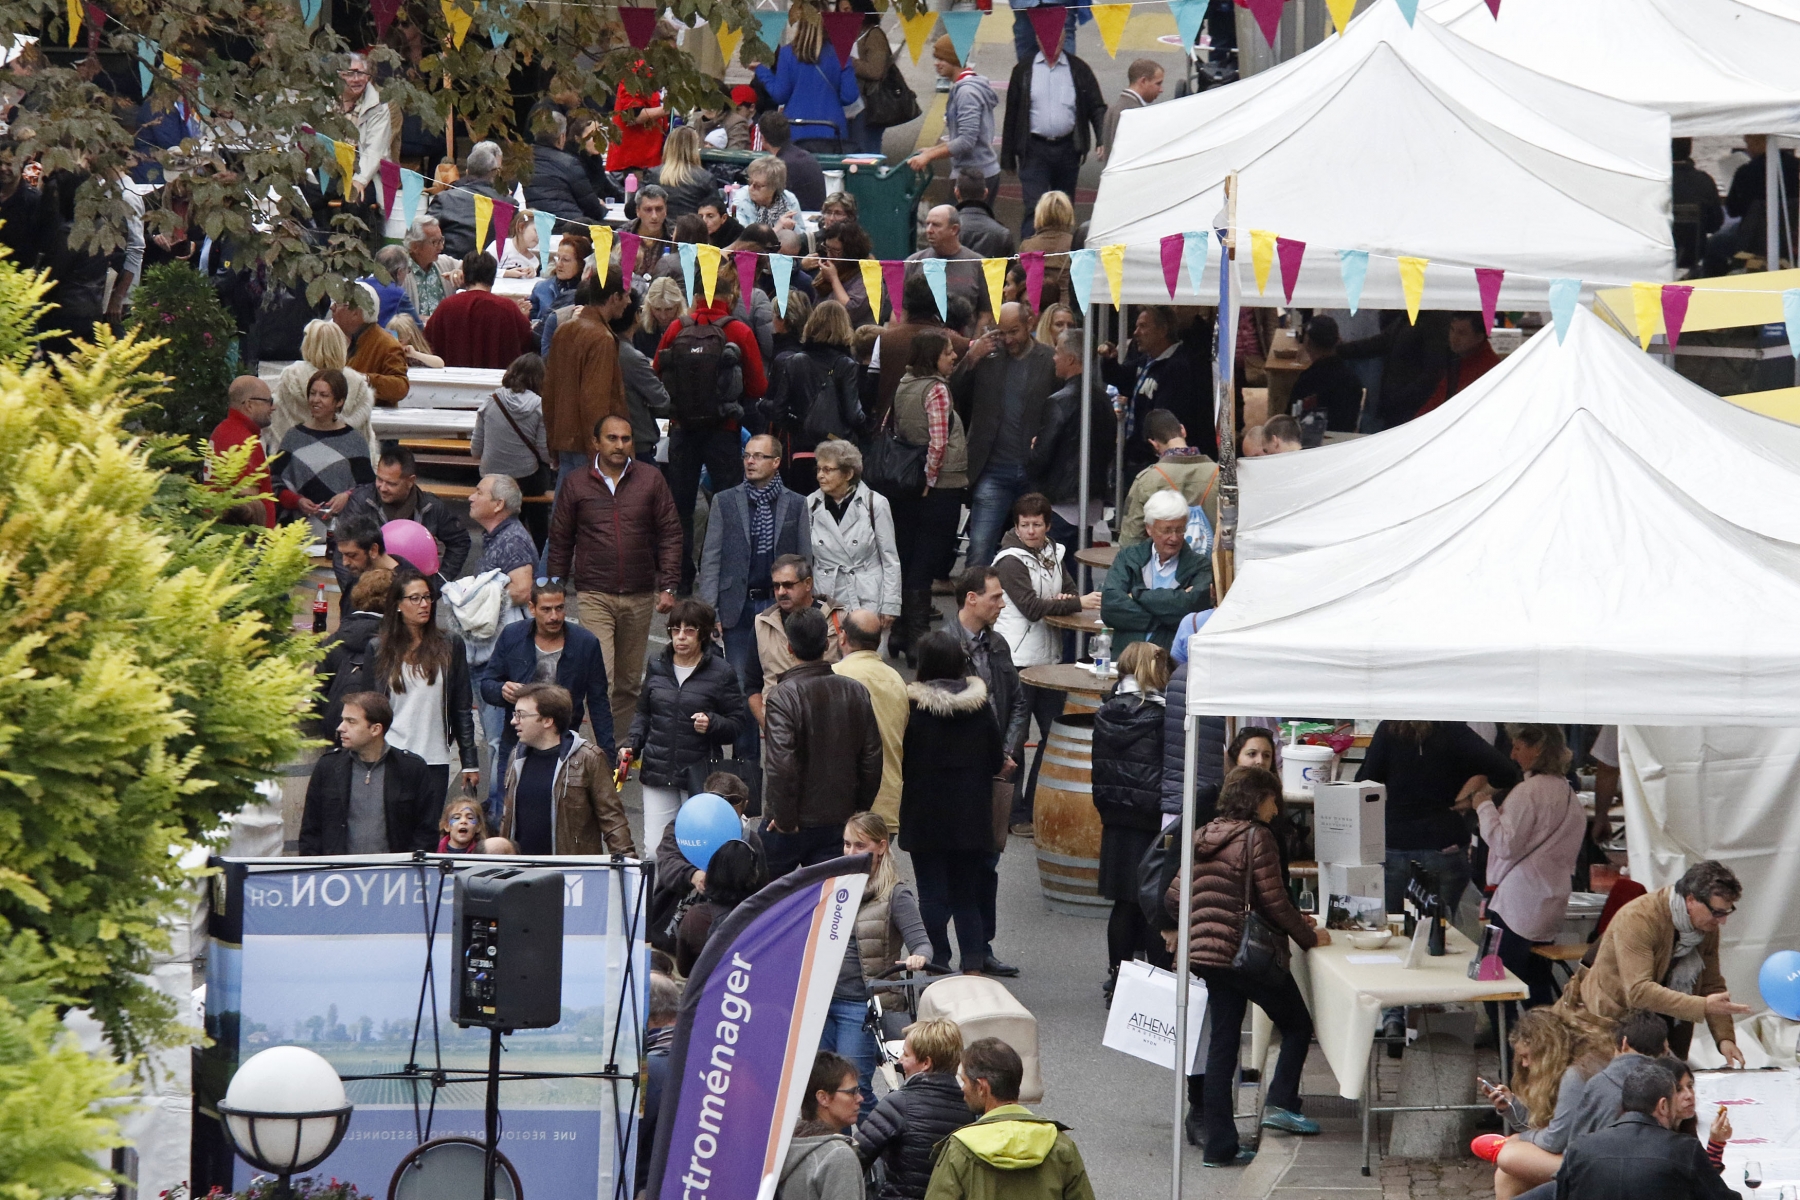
[1185,1073,1206,1146]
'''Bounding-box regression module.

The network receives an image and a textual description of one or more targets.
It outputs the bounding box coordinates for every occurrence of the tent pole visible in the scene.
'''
[1173,710,1200,1200]
[1767,133,1781,272]
[1079,300,1095,604]
[1214,175,1239,598]
[1117,303,1131,524]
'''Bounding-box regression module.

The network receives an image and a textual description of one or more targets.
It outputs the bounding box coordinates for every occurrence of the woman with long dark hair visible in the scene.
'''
[372,568,480,804]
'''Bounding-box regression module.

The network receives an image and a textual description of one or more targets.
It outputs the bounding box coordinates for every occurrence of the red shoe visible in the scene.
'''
[1470,1133,1506,1163]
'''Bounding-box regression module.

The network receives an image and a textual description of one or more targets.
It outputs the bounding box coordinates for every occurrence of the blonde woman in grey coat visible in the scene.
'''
[806,438,901,623]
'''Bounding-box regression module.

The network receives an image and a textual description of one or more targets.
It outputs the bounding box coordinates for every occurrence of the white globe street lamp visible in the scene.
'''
[217,1046,354,1200]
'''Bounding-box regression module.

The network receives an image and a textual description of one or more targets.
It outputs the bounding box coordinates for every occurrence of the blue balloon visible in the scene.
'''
[1759,950,1800,1020]
[675,792,741,872]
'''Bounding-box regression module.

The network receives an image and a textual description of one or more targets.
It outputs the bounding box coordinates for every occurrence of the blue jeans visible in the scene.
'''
[966,460,1031,569]
[819,997,879,1118]
[1011,5,1078,61]
[480,699,509,822]
[723,596,774,762]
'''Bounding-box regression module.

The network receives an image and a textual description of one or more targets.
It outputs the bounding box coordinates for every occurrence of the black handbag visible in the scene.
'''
[863,408,926,497]
[686,756,764,818]
[1138,827,1184,930]
[1229,827,1291,988]
[862,59,921,129]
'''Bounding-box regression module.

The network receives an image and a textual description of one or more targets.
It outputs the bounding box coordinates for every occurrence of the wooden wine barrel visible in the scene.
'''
[1032,711,1108,917]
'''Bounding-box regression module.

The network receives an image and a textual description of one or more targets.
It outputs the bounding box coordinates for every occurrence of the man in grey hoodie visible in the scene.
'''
[908,37,999,204]
[778,1052,867,1200]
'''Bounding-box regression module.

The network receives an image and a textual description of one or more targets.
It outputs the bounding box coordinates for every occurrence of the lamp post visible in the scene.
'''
[217,1046,354,1200]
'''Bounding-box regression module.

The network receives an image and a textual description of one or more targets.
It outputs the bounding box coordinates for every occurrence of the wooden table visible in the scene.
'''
[1044,610,1104,634]
[1019,663,1116,698]
[1262,329,1311,416]
[1074,545,1117,570]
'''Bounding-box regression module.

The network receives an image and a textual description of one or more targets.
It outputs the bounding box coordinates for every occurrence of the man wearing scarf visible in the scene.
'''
[1556,860,1750,1064]
[697,434,810,763]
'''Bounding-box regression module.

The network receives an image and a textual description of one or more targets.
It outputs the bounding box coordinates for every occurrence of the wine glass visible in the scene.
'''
[1743,1161,1761,1192]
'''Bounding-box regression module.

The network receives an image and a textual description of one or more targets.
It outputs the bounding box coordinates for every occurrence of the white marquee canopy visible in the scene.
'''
[1088,1,1674,311]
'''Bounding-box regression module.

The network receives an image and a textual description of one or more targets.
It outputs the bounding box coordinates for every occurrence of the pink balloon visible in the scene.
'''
[381,519,440,576]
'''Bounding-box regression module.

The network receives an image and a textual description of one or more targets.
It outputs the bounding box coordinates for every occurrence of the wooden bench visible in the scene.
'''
[401,437,477,454]
[420,481,555,505]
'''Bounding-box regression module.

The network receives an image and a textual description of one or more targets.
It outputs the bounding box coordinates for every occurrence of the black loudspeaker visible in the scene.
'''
[453,866,566,1031]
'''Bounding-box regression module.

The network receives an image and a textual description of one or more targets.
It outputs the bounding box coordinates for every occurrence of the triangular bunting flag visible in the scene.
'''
[861,259,885,321]
[620,6,658,48]
[1784,289,1800,358]
[901,10,937,62]
[1028,5,1067,61]
[1092,4,1130,57]
[1630,281,1661,350]
[679,242,699,304]
[716,22,743,64]
[1168,0,1206,47]
[590,226,613,284]
[1326,0,1356,34]
[492,200,516,260]
[1397,255,1428,323]
[1274,236,1304,304]
[474,193,494,257]
[1099,244,1126,308]
[1474,267,1504,334]
[1249,229,1276,295]
[881,261,906,321]
[940,10,981,64]
[1548,278,1580,344]
[755,9,789,52]
[332,139,357,199]
[1337,250,1368,314]
[485,0,518,44]
[379,160,401,218]
[696,243,722,306]
[1245,0,1284,47]
[67,0,81,46]
[619,231,641,280]
[982,258,1008,318]
[1021,251,1045,312]
[1394,0,1418,24]
[1660,284,1693,348]
[136,39,154,93]
[300,0,322,28]
[921,258,948,320]
[1160,234,1183,299]
[822,12,863,66]
[768,253,792,312]
[441,0,472,47]
[534,210,556,271]
[372,0,401,37]
[1484,0,1501,15]
[402,169,425,228]
[1182,231,1209,297]
[1068,247,1097,312]
[314,131,337,196]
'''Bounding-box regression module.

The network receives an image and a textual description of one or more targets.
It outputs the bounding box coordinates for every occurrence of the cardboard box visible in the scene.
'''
[1321,861,1386,901]
[1313,782,1386,866]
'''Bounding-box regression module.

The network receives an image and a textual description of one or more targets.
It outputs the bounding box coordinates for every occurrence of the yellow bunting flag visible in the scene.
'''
[1249,229,1276,295]
[1398,255,1429,323]
[163,51,184,72]
[901,9,939,63]
[332,139,357,199]
[1326,0,1357,34]
[696,243,723,305]
[860,259,884,319]
[590,225,613,285]
[1092,4,1131,58]
[716,22,743,64]
[1630,281,1663,350]
[474,193,494,254]
[981,258,1007,318]
[441,0,473,47]
[1100,244,1126,308]
[67,0,81,45]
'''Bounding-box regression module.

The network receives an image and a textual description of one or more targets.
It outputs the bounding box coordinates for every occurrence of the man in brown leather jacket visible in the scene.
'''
[762,606,884,879]
[499,683,636,857]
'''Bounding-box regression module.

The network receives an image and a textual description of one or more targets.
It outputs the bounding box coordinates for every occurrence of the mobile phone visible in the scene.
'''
[1476,1077,1496,1096]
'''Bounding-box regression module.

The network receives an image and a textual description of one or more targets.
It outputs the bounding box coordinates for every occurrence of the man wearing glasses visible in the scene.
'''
[403,217,461,322]
[696,434,810,764]
[1556,859,1750,1066]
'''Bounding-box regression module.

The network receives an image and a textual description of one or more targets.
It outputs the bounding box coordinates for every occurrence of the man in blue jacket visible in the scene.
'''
[477,579,613,819]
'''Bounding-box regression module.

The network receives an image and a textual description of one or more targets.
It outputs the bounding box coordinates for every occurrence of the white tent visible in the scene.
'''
[1427,0,1800,136]
[1088,1,1673,311]
[1236,306,1800,559]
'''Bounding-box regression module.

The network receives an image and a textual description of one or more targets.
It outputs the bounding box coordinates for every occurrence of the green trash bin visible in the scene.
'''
[699,149,929,261]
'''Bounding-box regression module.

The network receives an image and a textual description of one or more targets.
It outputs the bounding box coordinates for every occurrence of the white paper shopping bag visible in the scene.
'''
[1101,960,1209,1073]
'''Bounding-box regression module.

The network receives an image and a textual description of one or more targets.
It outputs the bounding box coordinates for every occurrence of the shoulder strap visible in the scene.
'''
[1238,826,1261,914]
[1152,464,1178,491]
[491,392,549,472]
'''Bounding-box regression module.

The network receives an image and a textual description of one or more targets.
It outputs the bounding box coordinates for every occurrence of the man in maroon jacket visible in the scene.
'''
[423,250,536,370]
[547,414,683,738]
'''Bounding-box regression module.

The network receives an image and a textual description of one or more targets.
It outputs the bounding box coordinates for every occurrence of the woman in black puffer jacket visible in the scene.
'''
[627,599,749,848]
[1092,641,1170,992]
[853,1017,970,1200]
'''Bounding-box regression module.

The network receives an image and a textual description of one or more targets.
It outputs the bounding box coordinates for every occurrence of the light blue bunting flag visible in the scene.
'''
[1182,230,1209,297]
[534,210,556,271]
[940,10,982,64]
[755,9,789,52]
[1337,249,1369,315]
[401,169,425,229]
[1169,0,1207,47]
[1394,0,1418,23]
[1549,277,1580,343]
[1068,247,1098,312]
[300,0,322,27]
[680,242,699,305]
[1784,289,1800,358]
[921,258,948,320]
[315,132,337,197]
[137,39,156,94]
[770,254,794,313]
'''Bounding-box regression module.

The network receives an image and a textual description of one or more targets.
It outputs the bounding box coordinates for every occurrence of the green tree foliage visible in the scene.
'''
[128,262,240,442]
[0,257,320,1061]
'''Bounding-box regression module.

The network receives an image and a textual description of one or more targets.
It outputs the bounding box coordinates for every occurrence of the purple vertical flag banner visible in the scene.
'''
[649,858,869,1200]
[1475,267,1504,335]
[1159,233,1183,300]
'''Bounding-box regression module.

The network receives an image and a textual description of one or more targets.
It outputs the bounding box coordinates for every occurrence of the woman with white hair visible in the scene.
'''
[1100,487,1212,651]
[272,319,378,459]
[806,437,899,621]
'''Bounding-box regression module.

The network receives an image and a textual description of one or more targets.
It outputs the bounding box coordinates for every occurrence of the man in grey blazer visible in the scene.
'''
[950,301,1059,568]
[697,434,811,762]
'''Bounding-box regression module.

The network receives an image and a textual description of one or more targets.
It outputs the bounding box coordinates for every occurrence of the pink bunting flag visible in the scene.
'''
[491,200,515,260]
[1028,5,1067,61]
[378,160,401,218]
[620,6,658,48]
[1475,267,1505,334]
[1275,236,1305,304]
[1245,0,1285,47]
[1484,0,1501,14]
[1021,251,1046,313]
[619,231,641,280]
[372,0,401,37]
[1159,234,1183,300]
[1661,283,1694,347]
[735,251,758,307]
[822,11,864,67]
[881,260,906,320]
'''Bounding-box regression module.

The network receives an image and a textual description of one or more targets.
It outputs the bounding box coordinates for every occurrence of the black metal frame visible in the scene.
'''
[216,1102,353,1200]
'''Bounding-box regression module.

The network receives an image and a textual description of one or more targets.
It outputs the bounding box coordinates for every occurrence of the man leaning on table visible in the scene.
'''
[1101,488,1211,651]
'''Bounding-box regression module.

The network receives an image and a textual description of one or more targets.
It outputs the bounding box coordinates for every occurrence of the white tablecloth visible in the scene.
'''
[1695,1067,1800,1188]
[370,407,476,437]
[258,363,502,410]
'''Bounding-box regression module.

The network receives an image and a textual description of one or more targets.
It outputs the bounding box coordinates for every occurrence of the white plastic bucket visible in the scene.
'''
[1281,744,1337,795]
